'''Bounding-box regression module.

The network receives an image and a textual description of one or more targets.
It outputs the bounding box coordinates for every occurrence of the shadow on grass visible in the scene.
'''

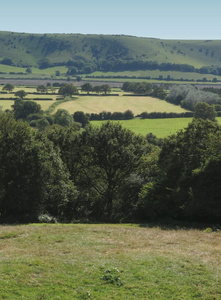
[138,220,221,231]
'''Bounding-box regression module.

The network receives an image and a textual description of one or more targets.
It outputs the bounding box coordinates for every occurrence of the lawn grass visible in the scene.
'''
[0,224,220,299]
[54,95,188,115]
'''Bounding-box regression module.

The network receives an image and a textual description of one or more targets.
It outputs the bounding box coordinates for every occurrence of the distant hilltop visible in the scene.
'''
[0,31,221,75]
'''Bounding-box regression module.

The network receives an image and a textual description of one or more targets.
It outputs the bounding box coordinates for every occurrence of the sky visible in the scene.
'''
[0,0,220,40]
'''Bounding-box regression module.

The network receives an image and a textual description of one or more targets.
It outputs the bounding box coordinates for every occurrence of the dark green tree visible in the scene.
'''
[93,85,102,94]
[81,83,93,94]
[58,84,78,97]
[2,83,14,93]
[0,113,78,222]
[73,111,89,128]
[26,67,32,74]
[12,100,42,121]
[36,85,47,93]
[152,86,167,99]
[14,90,27,100]
[48,122,151,221]
[100,84,111,94]
[38,58,50,69]
[140,119,221,221]
[194,102,217,122]
[123,110,134,120]
[53,109,74,127]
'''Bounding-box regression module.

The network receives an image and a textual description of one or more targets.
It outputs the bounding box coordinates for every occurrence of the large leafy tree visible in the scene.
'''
[53,109,74,127]
[73,111,89,128]
[194,102,217,122]
[12,100,42,121]
[140,119,221,221]
[81,83,93,94]
[100,84,111,94]
[0,113,77,222]
[47,122,151,221]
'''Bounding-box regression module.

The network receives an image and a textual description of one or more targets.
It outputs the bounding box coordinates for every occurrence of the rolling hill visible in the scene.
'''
[0,31,221,75]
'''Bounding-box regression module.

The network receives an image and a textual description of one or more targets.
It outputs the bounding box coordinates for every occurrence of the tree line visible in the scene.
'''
[122,82,167,99]
[3,54,221,77]
[166,85,221,110]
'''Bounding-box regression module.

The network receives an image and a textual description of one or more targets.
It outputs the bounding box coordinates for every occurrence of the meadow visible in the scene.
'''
[91,118,193,138]
[0,224,220,300]
[53,95,188,115]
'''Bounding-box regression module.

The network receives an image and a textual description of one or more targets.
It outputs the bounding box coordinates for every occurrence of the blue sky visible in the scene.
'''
[0,0,220,39]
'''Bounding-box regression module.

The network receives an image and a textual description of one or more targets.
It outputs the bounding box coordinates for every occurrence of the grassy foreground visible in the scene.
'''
[0,224,220,300]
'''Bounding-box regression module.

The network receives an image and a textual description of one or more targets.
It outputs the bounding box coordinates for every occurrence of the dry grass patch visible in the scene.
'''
[0,224,220,299]
[54,95,188,115]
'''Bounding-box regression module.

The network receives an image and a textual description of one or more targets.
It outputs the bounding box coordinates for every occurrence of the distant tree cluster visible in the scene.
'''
[202,87,221,97]
[140,111,194,119]
[58,83,79,97]
[122,82,167,99]
[122,82,152,95]
[81,83,111,94]
[88,110,134,121]
[167,85,221,110]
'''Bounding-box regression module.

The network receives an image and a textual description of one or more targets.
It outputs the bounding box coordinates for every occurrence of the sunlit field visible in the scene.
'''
[54,95,188,115]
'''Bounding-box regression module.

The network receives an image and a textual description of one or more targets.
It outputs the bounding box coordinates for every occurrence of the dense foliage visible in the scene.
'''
[140,119,221,222]
[0,102,221,224]
[167,85,221,110]
[0,113,77,222]
[122,82,167,99]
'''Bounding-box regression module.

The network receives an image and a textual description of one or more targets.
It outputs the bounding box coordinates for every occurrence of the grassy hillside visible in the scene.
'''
[0,224,220,299]
[0,31,221,70]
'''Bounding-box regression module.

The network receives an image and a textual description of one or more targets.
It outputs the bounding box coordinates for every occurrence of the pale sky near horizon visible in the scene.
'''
[0,0,220,40]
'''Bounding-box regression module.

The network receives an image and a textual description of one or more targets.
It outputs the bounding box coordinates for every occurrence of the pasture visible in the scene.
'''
[92,117,221,138]
[53,95,188,115]
[91,118,193,138]
[0,224,220,299]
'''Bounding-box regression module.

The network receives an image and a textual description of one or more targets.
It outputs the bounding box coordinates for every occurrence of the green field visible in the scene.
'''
[86,70,221,82]
[0,224,220,300]
[1,90,220,138]
[91,117,221,138]
[54,95,188,115]
[91,118,192,138]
